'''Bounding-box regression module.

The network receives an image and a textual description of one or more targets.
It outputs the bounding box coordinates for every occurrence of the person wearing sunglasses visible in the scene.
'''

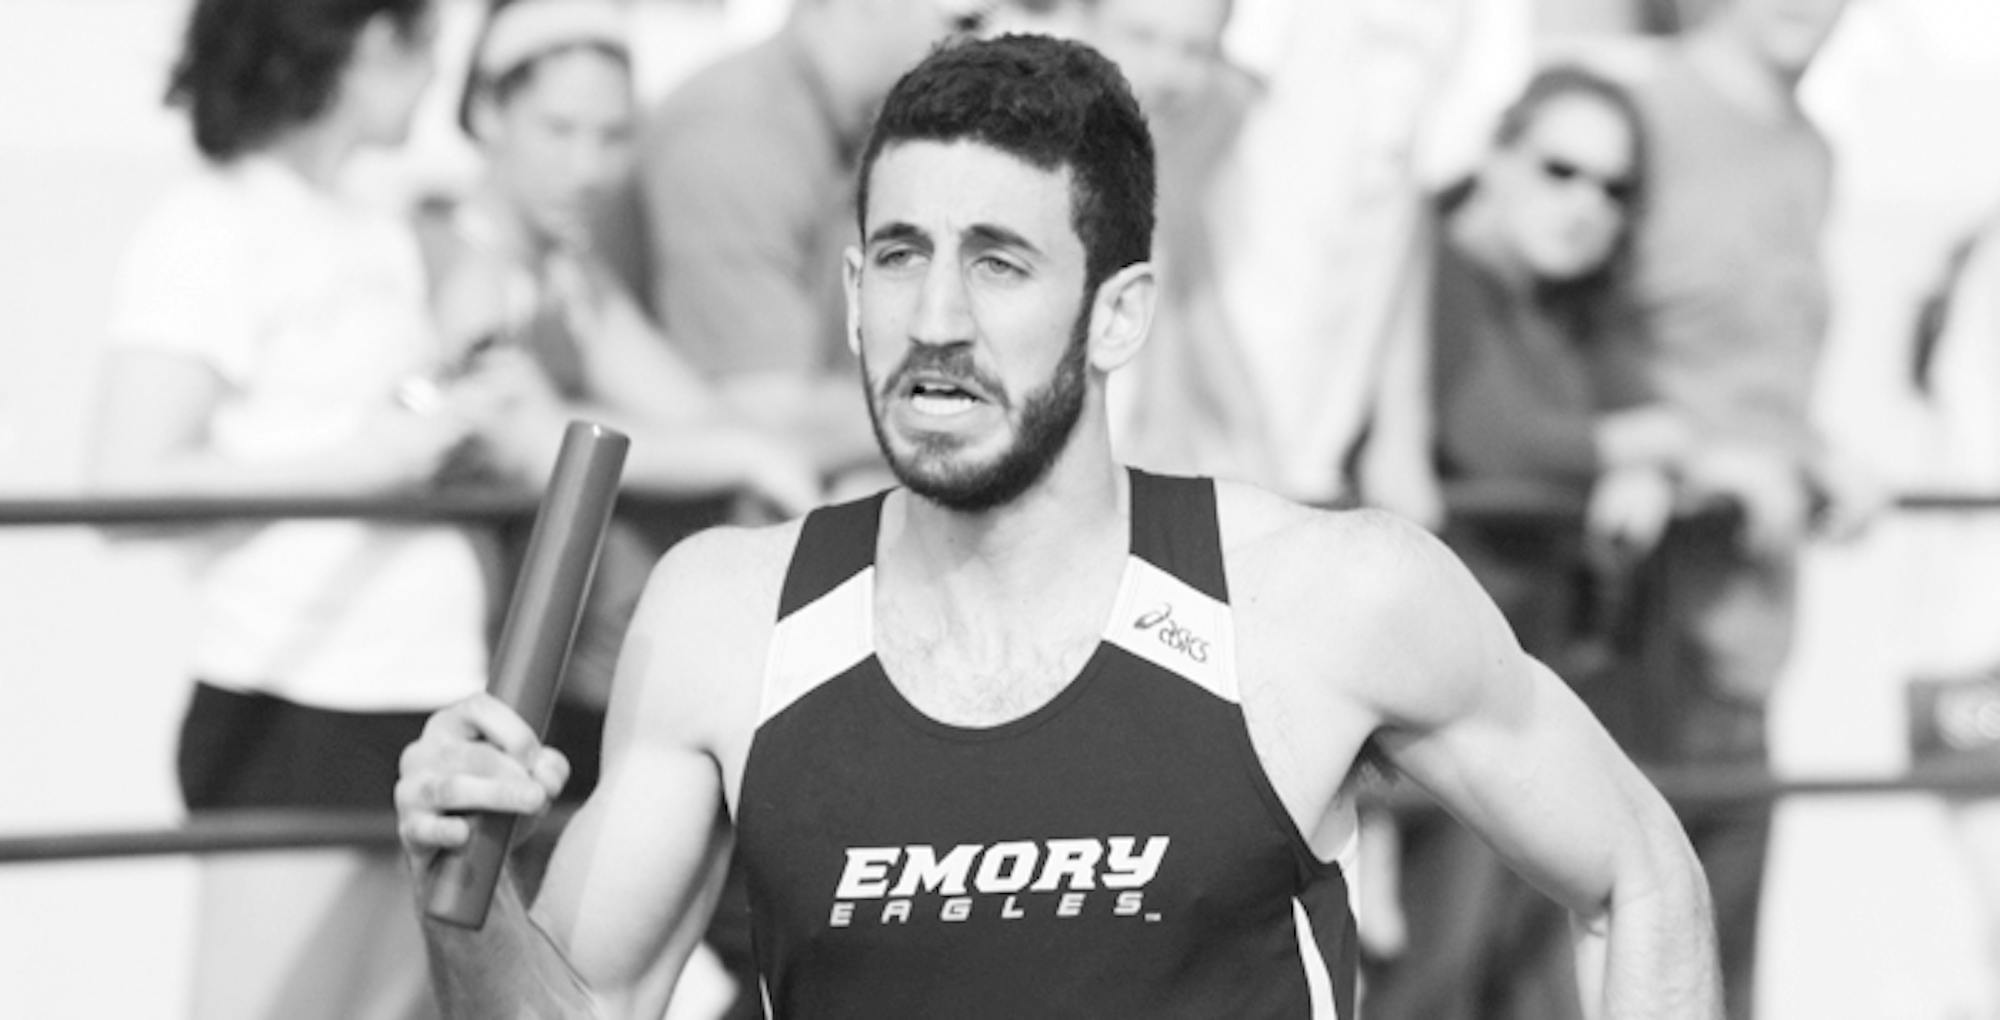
[1365,63,1697,1020]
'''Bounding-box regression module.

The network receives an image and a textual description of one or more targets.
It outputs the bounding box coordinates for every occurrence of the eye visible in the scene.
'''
[973,254,1026,279]
[873,246,922,270]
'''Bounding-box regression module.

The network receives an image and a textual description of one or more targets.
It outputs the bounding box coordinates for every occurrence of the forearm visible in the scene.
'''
[423,872,601,1019]
[1578,827,1722,1020]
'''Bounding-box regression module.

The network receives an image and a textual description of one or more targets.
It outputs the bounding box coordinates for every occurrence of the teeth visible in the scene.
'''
[911,391,977,415]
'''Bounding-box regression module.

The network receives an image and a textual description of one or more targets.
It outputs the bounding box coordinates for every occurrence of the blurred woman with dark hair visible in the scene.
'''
[1430,63,1692,661]
[1365,64,1696,1020]
[90,1,507,1016]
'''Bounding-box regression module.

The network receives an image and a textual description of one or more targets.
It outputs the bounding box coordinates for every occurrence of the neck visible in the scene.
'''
[1684,21,1806,123]
[884,430,1128,603]
[263,120,359,191]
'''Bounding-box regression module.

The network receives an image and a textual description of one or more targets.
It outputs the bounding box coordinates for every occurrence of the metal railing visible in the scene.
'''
[2,484,1997,866]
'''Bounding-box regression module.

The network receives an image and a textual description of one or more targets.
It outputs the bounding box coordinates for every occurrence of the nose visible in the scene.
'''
[910,256,975,346]
[564,136,614,194]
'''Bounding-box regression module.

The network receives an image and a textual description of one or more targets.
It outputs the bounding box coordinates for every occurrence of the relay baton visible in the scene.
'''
[425,420,629,929]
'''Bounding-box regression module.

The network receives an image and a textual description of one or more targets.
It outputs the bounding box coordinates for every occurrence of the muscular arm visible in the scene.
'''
[1231,491,1718,1019]
[1351,514,1718,1019]
[408,525,782,1018]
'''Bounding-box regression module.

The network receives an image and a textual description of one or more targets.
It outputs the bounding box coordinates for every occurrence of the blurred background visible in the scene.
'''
[4,0,2000,1017]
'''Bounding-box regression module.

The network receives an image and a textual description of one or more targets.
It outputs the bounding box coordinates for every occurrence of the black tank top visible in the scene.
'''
[736,469,1358,1018]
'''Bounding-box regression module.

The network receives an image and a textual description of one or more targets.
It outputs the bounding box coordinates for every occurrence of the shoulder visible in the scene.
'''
[109,166,269,353]
[122,166,257,261]
[1217,480,1448,597]
[1217,481,1505,726]
[617,517,805,745]
[638,517,802,628]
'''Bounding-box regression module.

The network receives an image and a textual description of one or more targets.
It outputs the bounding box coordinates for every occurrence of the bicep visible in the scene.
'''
[530,531,766,1014]
[1358,528,1664,914]
[1380,649,1654,914]
[530,739,732,1017]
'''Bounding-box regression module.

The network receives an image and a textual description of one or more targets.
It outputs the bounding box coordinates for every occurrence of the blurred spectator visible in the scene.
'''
[1913,207,2000,1014]
[430,0,822,754]
[1622,0,1864,1015]
[1366,63,1689,1020]
[980,0,1094,37]
[1081,0,1278,485]
[1207,0,1526,522]
[428,5,834,1016]
[1431,64,1687,679]
[594,0,977,492]
[85,0,489,1017]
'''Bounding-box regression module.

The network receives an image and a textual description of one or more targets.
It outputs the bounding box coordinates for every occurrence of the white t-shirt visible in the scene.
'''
[107,156,488,712]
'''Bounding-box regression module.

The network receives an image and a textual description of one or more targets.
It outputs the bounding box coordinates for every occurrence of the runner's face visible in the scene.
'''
[850,140,1093,512]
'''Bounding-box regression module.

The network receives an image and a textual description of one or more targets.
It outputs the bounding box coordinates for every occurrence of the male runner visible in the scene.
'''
[398,33,1720,1019]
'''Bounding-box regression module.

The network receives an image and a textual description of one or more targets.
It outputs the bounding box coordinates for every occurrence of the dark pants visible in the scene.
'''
[177,682,429,811]
[1644,521,1789,1020]
[1362,808,1583,1020]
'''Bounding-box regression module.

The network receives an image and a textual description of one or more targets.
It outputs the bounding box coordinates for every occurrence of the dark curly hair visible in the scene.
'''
[166,0,432,161]
[856,34,1156,298]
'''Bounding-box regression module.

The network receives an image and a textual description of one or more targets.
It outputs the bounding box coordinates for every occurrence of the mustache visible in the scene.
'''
[882,344,1008,407]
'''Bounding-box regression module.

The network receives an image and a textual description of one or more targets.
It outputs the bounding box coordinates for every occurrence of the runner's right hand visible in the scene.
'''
[394,693,571,875]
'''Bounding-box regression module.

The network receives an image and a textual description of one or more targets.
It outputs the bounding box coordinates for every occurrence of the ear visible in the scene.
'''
[842,245,864,357]
[1085,261,1157,373]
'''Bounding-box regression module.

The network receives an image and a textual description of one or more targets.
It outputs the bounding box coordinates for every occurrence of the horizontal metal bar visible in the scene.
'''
[0,810,401,864]
[7,766,1997,865]
[0,490,541,527]
[2,489,1989,529]
[0,807,577,865]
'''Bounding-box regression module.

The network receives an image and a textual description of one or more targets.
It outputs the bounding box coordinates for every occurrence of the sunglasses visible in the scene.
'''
[1536,154,1637,207]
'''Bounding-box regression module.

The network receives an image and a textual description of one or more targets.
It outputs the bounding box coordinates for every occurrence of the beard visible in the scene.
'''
[861,308,1090,514]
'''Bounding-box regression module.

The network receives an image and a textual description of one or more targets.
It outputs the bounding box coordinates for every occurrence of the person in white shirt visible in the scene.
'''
[89,1,523,1016]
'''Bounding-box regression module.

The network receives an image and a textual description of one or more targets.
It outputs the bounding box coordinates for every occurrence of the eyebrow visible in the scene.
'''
[865,222,928,249]
[963,223,1042,258]
[863,221,1044,258]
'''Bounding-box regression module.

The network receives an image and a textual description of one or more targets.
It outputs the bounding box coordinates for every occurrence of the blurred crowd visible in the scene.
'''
[76,0,2000,1017]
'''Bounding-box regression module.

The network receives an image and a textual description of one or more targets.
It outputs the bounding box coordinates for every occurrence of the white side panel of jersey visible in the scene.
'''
[1292,897,1345,1019]
[759,568,875,728]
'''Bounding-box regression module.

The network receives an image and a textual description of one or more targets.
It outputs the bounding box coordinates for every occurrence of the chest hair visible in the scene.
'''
[874,592,1108,727]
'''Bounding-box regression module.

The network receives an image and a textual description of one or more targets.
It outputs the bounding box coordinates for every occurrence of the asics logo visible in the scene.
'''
[1133,603,1209,663]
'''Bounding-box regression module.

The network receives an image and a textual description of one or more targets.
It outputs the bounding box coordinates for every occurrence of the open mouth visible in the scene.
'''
[907,378,985,416]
